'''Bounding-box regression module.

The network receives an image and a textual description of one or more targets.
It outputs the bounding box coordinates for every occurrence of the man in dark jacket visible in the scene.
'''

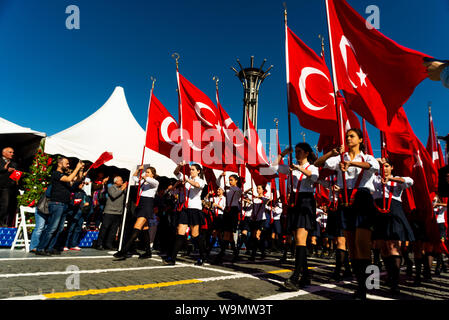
[0,147,18,227]
[96,176,128,250]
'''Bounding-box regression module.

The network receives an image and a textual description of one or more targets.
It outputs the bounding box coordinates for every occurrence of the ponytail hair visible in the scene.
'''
[229,174,242,188]
[295,142,317,164]
[346,128,366,153]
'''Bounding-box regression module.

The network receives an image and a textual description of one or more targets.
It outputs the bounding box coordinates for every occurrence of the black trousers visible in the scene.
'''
[0,188,10,226]
[97,213,122,249]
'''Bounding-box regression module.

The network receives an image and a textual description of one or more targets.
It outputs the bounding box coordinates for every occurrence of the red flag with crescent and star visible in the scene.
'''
[325,0,431,131]
[177,73,230,170]
[145,94,180,160]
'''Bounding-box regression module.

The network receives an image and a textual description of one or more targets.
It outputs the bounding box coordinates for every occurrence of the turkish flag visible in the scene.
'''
[145,94,180,160]
[90,152,113,169]
[245,115,277,184]
[9,170,23,182]
[203,166,218,193]
[426,108,445,170]
[385,107,439,241]
[286,26,339,135]
[177,73,226,170]
[326,0,431,131]
[215,87,243,173]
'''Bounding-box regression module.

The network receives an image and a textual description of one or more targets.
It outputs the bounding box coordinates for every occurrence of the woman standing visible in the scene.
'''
[372,158,415,294]
[315,128,379,300]
[164,162,206,266]
[215,173,242,264]
[273,143,319,290]
[248,184,270,261]
[113,166,159,260]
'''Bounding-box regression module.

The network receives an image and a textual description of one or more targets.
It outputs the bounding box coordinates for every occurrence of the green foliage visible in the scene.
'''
[17,141,54,210]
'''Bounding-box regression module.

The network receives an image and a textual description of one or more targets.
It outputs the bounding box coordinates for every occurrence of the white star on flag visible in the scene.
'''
[356,68,367,87]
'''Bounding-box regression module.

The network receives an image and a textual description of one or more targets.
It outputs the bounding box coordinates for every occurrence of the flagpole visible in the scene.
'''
[284,4,294,200]
[380,129,387,210]
[118,77,156,252]
[136,77,157,207]
[324,0,349,206]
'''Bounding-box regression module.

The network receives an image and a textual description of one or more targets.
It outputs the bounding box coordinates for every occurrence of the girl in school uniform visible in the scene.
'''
[238,190,254,255]
[315,128,380,300]
[273,142,319,290]
[164,161,206,266]
[215,173,242,263]
[372,158,415,295]
[249,184,270,261]
[113,166,159,261]
[206,187,225,257]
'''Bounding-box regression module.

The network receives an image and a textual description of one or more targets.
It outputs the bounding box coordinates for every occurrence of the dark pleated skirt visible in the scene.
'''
[372,199,415,241]
[341,188,377,231]
[178,208,205,226]
[222,206,239,232]
[287,192,316,232]
[326,207,344,238]
[134,197,154,220]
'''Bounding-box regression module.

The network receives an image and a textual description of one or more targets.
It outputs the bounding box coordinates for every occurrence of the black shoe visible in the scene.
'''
[413,277,421,286]
[194,259,204,266]
[49,249,61,255]
[283,277,300,291]
[113,251,127,260]
[297,276,311,288]
[163,257,175,265]
[330,271,342,282]
[139,251,152,259]
[35,250,51,256]
[406,263,413,277]
[232,254,239,263]
[260,252,266,260]
[342,269,353,279]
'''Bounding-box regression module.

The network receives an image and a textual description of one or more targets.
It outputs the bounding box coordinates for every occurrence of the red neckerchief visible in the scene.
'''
[293,164,311,207]
[374,180,395,213]
[348,155,366,206]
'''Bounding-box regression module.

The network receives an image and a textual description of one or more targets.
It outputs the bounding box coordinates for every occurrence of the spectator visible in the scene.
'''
[34,157,84,256]
[0,147,18,227]
[96,176,128,250]
[29,186,51,252]
[63,181,90,251]
[423,60,449,89]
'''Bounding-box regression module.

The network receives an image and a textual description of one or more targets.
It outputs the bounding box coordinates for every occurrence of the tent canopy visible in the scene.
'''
[0,117,46,162]
[44,86,177,178]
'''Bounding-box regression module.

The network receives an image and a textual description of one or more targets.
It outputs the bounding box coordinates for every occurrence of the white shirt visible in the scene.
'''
[272,162,319,193]
[435,206,446,224]
[242,195,253,218]
[176,173,206,210]
[213,195,225,215]
[253,196,269,221]
[268,201,283,220]
[372,176,413,202]
[324,152,379,192]
[133,176,159,198]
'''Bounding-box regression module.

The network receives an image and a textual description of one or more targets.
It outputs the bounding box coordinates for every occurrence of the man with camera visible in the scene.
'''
[35,157,84,255]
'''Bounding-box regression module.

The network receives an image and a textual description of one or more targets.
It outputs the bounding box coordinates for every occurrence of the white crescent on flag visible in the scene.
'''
[194,102,217,128]
[299,67,333,111]
[161,117,178,146]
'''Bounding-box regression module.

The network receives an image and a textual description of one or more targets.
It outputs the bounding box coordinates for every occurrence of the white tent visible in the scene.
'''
[44,86,177,177]
[0,117,46,160]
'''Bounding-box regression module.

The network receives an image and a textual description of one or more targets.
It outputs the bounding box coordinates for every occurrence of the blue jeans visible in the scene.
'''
[65,208,85,248]
[37,202,68,252]
[29,209,49,250]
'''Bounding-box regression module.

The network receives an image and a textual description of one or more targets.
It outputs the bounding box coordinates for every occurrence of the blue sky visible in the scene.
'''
[0,0,448,160]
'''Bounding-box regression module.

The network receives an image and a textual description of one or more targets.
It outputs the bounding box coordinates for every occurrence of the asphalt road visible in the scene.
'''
[1,247,449,301]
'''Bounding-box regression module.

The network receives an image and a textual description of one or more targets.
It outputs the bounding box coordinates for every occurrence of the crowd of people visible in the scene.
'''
[1,124,448,301]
